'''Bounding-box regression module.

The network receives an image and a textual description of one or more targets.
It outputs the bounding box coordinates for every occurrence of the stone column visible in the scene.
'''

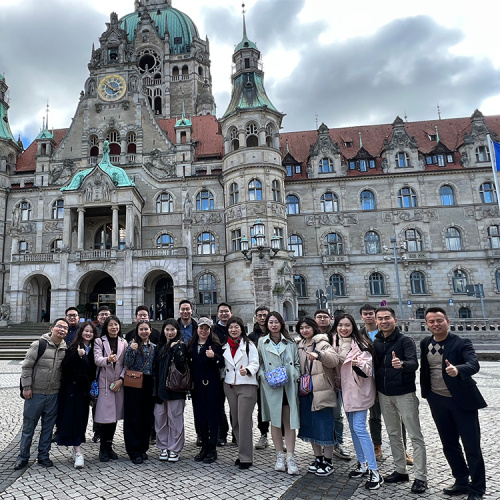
[62,208,72,249]
[111,205,119,249]
[77,208,85,250]
[126,205,134,248]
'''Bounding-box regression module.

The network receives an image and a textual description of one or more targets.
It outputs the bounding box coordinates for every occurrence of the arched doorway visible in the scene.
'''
[282,300,294,322]
[23,274,52,323]
[144,271,174,321]
[79,272,116,320]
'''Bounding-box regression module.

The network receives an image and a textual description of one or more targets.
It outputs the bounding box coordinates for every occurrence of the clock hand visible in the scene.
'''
[106,83,118,93]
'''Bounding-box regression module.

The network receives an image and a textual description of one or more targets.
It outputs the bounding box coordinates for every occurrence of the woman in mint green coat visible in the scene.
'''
[257,311,301,475]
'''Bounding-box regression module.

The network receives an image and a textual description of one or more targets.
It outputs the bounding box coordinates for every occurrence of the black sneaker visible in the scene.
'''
[308,458,322,474]
[365,470,384,490]
[349,461,368,478]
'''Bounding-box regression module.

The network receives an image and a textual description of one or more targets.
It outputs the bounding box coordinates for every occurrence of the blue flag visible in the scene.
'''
[493,140,500,172]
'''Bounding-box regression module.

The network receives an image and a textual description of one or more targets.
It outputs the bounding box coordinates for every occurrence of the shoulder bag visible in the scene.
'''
[124,345,152,389]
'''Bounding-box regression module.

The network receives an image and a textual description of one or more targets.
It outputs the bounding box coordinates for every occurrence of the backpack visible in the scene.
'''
[19,338,48,399]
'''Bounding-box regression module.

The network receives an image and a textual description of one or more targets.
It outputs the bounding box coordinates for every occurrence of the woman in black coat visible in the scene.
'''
[153,319,188,462]
[187,317,224,464]
[57,321,97,469]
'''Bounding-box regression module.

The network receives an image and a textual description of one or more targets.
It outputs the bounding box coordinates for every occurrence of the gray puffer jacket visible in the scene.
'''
[21,333,67,394]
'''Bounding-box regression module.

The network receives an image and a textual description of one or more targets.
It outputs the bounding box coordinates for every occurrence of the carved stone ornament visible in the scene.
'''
[82,170,113,202]
[310,123,340,157]
[305,213,358,226]
[464,206,500,220]
[382,210,438,223]
[226,204,247,222]
[44,221,63,232]
[143,154,177,178]
[193,212,223,224]
[49,159,76,186]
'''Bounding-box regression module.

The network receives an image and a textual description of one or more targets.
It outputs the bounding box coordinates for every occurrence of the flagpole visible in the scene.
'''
[486,134,500,213]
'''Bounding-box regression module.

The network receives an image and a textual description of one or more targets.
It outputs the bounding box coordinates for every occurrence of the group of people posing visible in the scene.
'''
[16,301,485,500]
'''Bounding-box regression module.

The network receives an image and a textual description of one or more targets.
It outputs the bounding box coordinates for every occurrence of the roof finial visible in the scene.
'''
[315,112,318,130]
[435,125,440,142]
[181,89,185,119]
[437,102,441,120]
[286,138,289,154]
[242,3,247,38]
[404,108,408,122]
[359,131,362,149]
[45,100,50,130]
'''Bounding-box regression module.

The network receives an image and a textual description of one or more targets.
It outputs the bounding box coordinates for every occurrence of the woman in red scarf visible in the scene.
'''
[222,316,259,469]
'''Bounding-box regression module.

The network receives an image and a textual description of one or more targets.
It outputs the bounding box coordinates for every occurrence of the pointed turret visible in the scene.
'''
[0,74,16,142]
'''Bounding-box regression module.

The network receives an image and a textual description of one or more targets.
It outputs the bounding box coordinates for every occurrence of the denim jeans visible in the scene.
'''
[19,393,58,461]
[333,390,344,445]
[347,410,377,470]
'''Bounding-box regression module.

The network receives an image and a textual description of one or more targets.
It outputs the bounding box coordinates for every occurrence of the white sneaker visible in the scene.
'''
[286,455,299,475]
[159,449,169,461]
[74,452,84,469]
[332,445,352,460]
[168,451,179,462]
[275,452,286,472]
[365,469,384,490]
[255,435,269,450]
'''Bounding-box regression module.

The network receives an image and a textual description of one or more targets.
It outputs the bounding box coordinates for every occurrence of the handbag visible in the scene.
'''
[123,345,152,389]
[299,359,314,396]
[265,350,289,389]
[166,362,193,392]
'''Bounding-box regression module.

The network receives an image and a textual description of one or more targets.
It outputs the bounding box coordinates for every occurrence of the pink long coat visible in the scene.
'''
[93,336,127,423]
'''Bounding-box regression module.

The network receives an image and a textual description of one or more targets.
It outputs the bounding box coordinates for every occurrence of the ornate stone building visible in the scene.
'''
[1,1,499,323]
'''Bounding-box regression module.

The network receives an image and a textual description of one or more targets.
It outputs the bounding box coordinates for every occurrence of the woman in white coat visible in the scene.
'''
[223,316,259,470]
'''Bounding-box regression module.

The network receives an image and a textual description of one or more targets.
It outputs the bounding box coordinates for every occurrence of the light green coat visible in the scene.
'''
[257,334,301,429]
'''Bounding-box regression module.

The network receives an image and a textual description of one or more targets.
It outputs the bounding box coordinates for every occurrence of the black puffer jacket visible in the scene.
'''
[373,327,418,396]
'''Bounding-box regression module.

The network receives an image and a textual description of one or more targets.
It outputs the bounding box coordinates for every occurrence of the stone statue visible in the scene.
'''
[0,303,10,320]
[184,194,192,219]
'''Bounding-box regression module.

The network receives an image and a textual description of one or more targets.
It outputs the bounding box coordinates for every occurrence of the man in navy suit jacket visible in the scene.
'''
[421,307,486,500]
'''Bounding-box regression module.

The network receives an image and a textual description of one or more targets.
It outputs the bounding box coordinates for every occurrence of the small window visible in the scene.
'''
[285,165,293,177]
[156,192,173,213]
[410,271,427,294]
[369,272,385,295]
[19,241,29,254]
[273,227,285,249]
[458,307,472,318]
[229,183,239,205]
[229,127,239,152]
[320,192,339,212]
[197,232,216,255]
[319,157,334,173]
[496,269,500,291]
[398,187,418,208]
[248,179,262,201]
[198,273,217,304]
[446,227,462,251]
[452,270,468,293]
[50,239,63,253]
[245,123,258,147]
[196,190,214,211]
[156,234,174,248]
[174,37,182,45]
[475,146,489,162]
[329,274,346,296]
[52,199,64,219]
[364,231,381,254]
[325,233,343,255]
[231,229,242,252]
[271,180,281,202]
[294,275,307,297]
[360,190,375,210]
[488,225,500,249]
[415,307,426,319]
[288,235,303,257]
[405,229,423,252]
[286,195,300,215]
[20,201,32,221]
[395,151,410,167]
[440,185,455,206]
[479,182,498,204]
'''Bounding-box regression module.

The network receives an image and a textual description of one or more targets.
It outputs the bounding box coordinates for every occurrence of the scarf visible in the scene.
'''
[227,336,241,358]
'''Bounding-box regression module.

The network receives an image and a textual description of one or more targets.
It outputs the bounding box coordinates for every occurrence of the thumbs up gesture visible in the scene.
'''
[130,340,138,351]
[239,364,247,376]
[391,350,402,369]
[351,353,360,367]
[445,359,458,377]
[206,346,214,358]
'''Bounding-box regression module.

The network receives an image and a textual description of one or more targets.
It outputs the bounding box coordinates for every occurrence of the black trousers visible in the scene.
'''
[123,375,155,459]
[427,391,485,495]
[192,385,221,446]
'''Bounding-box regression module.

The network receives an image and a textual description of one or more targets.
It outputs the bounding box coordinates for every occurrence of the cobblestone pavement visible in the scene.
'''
[0,359,498,500]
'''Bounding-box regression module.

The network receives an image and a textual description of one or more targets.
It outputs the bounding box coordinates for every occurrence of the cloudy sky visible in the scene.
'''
[2,0,500,146]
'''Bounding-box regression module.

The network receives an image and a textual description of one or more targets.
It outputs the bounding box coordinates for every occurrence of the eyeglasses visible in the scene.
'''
[256,314,268,318]
[98,313,110,317]
[55,324,69,331]
[315,315,330,320]
[66,314,78,318]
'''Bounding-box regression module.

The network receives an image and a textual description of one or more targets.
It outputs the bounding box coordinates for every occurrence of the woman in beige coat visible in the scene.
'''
[297,316,350,477]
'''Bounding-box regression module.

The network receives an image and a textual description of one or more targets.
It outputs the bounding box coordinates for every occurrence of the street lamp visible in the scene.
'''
[383,235,406,319]
[240,220,280,261]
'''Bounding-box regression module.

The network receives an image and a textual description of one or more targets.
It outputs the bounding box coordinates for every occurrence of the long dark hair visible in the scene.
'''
[102,315,123,339]
[226,316,250,357]
[70,321,97,350]
[157,319,182,359]
[296,316,320,340]
[331,313,372,353]
[134,320,153,350]
[265,311,292,340]
[187,323,221,353]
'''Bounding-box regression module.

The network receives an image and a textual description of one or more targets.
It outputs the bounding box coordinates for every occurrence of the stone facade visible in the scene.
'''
[1,2,500,324]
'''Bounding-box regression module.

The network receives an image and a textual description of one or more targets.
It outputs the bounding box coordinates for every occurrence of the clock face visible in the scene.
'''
[98,75,127,101]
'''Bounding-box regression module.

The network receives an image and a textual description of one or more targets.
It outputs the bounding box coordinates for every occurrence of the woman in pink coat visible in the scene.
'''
[93,316,127,462]
[335,313,382,491]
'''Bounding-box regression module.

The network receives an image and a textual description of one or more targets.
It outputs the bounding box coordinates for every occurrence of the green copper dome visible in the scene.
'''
[120,7,199,54]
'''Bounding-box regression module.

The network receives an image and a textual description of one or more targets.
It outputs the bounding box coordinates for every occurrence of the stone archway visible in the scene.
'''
[78,271,116,320]
[23,274,52,323]
[282,300,294,322]
[144,271,174,321]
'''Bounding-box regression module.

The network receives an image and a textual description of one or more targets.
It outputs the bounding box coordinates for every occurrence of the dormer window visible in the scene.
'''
[396,152,410,167]
[344,141,353,148]
[244,58,250,69]
[319,157,333,173]
[475,146,490,162]
[428,134,437,141]
[425,153,454,166]
[174,37,182,45]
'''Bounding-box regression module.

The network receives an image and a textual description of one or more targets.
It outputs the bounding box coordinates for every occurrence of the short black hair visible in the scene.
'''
[135,305,148,315]
[375,306,396,318]
[255,306,270,315]
[98,305,110,313]
[359,303,376,315]
[179,299,193,309]
[217,302,232,311]
[425,307,448,318]
[65,307,78,315]
[314,309,329,317]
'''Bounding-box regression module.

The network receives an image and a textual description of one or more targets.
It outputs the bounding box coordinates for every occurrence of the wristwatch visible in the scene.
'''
[400,361,405,369]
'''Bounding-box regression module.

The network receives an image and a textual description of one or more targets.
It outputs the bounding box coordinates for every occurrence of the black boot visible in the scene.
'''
[99,444,109,462]
[203,444,217,464]
[194,445,207,462]
[106,442,118,460]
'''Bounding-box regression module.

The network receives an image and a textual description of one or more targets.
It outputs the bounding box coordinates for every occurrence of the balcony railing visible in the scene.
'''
[12,253,58,263]
[77,250,117,261]
[136,247,187,258]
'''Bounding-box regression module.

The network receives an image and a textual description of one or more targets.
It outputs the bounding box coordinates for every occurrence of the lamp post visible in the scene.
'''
[383,235,405,319]
[240,219,280,261]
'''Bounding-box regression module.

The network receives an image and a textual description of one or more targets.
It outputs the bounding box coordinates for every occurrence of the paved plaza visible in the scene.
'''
[0,358,498,500]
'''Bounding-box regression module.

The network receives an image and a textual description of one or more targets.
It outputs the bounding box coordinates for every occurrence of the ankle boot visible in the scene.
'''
[106,442,118,460]
[194,445,207,462]
[99,444,109,462]
[203,444,217,464]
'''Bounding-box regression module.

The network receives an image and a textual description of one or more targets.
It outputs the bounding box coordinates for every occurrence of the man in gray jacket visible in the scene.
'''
[14,318,68,469]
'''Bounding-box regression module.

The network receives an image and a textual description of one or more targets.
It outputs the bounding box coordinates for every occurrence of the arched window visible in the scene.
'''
[446,227,462,251]
[50,239,63,253]
[248,179,262,201]
[18,241,28,254]
[320,192,339,212]
[229,183,239,205]
[364,231,381,254]
[172,66,179,77]
[198,273,217,304]
[360,190,375,210]
[52,199,64,219]
[229,127,239,152]
[452,269,468,293]
[286,195,300,215]
[410,271,427,294]
[475,146,489,162]
[245,122,258,147]
[156,234,174,248]
[288,235,303,256]
[439,185,455,206]
[271,180,281,202]
[106,129,121,157]
[395,151,410,167]
[181,65,188,76]
[196,190,214,211]
[127,132,137,154]
[20,201,31,221]
[265,124,274,147]
[458,307,472,318]
[398,187,417,208]
[294,275,307,297]
[496,269,500,291]
[319,157,333,173]
[405,229,423,252]
[479,182,498,204]
[156,192,173,213]
[369,272,385,295]
[488,225,500,249]
[325,233,343,255]
[94,223,126,250]
[329,274,346,296]
[89,134,99,157]
[415,307,426,319]
[197,232,216,255]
